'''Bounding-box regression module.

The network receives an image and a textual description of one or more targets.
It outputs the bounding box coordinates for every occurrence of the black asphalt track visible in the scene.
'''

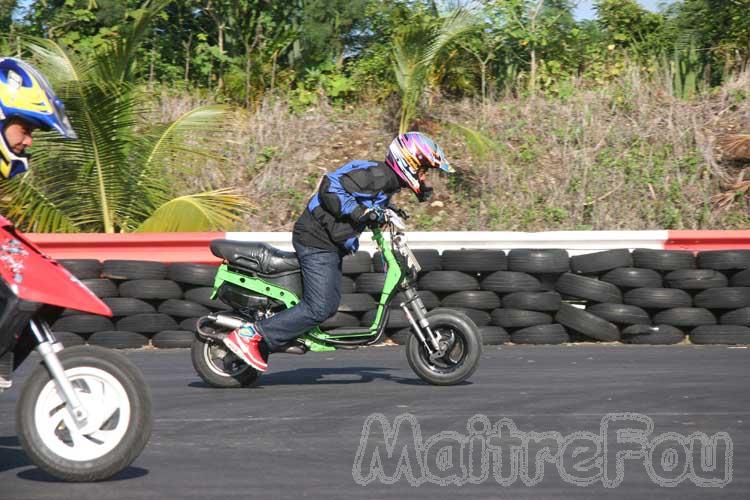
[1,344,748,499]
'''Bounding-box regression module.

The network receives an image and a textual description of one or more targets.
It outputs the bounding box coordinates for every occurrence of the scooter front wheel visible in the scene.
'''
[405,310,482,386]
[191,336,260,388]
[16,346,152,482]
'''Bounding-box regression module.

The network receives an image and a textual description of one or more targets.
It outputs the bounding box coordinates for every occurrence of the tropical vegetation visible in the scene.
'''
[0,0,747,232]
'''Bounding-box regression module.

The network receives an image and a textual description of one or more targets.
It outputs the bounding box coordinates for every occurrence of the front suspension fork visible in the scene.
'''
[399,287,443,354]
[29,320,88,425]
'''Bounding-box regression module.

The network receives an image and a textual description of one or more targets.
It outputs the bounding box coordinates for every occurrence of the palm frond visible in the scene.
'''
[444,122,500,159]
[718,134,750,160]
[94,0,173,85]
[135,189,252,232]
[422,9,480,68]
[0,172,81,232]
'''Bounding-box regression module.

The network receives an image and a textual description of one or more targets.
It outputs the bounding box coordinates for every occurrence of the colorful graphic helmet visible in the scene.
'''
[0,58,77,179]
[385,132,454,202]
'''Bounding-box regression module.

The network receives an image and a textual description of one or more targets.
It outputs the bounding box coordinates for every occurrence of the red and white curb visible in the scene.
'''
[27,230,750,264]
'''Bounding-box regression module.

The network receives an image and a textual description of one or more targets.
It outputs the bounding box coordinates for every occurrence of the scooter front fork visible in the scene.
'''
[29,320,88,425]
[399,287,444,356]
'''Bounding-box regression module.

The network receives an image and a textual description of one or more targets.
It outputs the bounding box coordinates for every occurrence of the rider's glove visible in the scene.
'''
[356,206,386,226]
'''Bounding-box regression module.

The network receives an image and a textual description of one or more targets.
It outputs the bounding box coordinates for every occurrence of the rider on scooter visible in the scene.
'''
[223,132,455,372]
[0,58,77,180]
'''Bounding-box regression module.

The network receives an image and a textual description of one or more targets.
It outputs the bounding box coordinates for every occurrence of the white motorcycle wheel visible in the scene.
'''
[16,345,152,482]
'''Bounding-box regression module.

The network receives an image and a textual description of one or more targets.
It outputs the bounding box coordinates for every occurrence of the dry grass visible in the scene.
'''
[153,68,750,231]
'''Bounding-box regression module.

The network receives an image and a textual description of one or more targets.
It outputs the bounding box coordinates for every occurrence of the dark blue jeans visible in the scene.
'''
[256,241,342,351]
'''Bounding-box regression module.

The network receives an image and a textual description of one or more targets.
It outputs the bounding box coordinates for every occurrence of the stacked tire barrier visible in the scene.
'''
[53,248,750,348]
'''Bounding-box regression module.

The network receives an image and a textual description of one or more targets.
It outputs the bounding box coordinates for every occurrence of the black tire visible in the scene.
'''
[320,311,361,329]
[392,290,440,310]
[412,249,442,272]
[600,267,663,289]
[340,276,356,294]
[184,287,232,310]
[419,271,479,292]
[501,291,561,311]
[431,307,490,327]
[664,269,728,290]
[157,299,211,318]
[441,291,501,310]
[693,287,750,309]
[652,308,716,327]
[730,269,750,287]
[88,331,149,349]
[338,293,377,312]
[102,260,167,280]
[690,325,750,345]
[441,249,507,272]
[622,325,685,345]
[480,271,541,293]
[80,279,118,298]
[405,309,481,385]
[555,273,622,303]
[168,263,218,286]
[342,251,372,274]
[632,249,696,271]
[119,279,183,300]
[355,273,387,294]
[478,325,509,345]
[102,297,156,317]
[623,288,692,309]
[570,249,633,274]
[555,303,620,341]
[361,309,410,329]
[180,317,201,332]
[53,331,86,346]
[507,249,570,273]
[511,324,570,344]
[52,314,114,334]
[586,303,651,326]
[376,250,442,273]
[17,345,151,482]
[490,308,553,328]
[59,259,101,279]
[719,307,750,326]
[152,330,194,348]
[116,313,178,333]
[697,250,750,270]
[191,336,260,388]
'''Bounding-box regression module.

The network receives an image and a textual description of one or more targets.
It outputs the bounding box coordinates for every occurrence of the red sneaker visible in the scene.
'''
[223,324,268,372]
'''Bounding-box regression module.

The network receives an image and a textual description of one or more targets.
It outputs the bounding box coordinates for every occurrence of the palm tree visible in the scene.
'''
[0,0,250,233]
[392,8,479,133]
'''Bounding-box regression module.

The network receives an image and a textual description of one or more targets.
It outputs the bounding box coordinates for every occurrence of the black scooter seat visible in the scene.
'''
[210,239,300,275]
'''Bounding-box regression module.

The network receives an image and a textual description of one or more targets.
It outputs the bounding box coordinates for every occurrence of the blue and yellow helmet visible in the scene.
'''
[0,57,77,179]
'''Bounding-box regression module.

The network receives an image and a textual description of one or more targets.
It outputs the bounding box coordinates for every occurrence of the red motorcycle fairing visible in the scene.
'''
[0,216,111,317]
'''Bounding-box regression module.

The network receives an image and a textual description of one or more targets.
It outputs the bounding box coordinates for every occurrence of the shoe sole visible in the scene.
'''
[223,338,268,372]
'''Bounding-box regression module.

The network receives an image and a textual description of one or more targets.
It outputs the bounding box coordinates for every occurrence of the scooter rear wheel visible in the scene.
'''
[16,346,152,482]
[405,310,482,386]
[191,336,260,388]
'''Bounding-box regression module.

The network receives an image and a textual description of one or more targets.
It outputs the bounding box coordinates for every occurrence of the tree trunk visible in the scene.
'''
[529,47,537,96]
[217,23,225,91]
[183,33,193,84]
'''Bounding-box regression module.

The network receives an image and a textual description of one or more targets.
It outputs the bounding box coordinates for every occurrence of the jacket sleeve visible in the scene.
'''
[318,168,378,221]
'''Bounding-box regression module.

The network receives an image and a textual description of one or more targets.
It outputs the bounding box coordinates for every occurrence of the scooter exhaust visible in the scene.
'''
[196,313,247,341]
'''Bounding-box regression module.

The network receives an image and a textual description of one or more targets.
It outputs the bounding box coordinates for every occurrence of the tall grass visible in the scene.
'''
[154,66,750,231]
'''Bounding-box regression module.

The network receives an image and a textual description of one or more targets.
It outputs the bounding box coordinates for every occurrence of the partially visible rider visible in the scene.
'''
[223,132,455,372]
[0,57,77,180]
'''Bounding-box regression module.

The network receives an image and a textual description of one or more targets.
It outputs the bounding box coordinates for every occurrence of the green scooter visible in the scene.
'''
[190,207,481,387]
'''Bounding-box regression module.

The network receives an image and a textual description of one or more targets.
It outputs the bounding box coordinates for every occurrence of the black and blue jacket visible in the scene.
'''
[293,160,403,254]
